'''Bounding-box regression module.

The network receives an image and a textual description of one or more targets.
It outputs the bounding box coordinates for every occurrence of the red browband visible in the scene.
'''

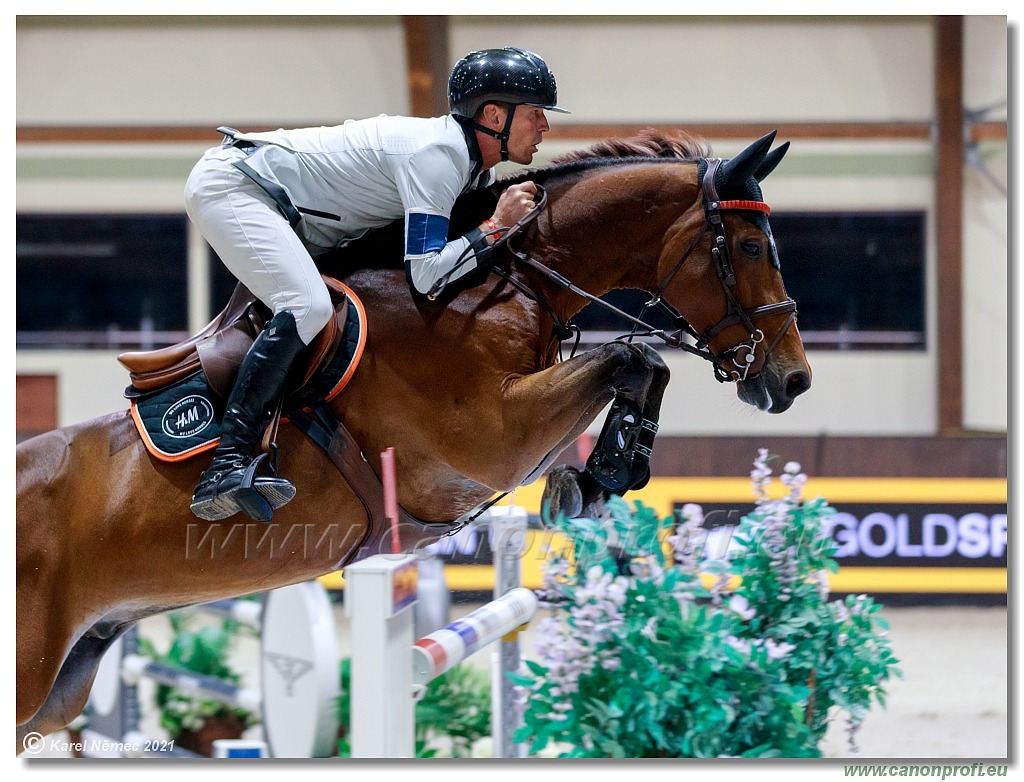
[718,199,771,215]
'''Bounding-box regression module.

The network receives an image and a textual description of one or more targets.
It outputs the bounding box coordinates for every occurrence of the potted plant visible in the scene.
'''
[138,610,260,757]
[512,450,901,758]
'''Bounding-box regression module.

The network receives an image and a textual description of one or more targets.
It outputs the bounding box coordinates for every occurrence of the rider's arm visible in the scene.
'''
[397,144,500,297]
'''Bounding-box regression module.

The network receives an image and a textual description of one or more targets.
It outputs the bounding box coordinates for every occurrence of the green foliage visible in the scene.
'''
[514,451,901,758]
[336,656,492,758]
[415,661,493,757]
[138,609,260,740]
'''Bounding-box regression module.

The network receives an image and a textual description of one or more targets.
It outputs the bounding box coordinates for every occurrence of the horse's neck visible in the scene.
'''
[528,163,700,321]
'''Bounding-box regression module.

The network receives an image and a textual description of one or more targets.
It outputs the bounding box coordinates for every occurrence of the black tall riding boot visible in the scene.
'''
[190,311,306,522]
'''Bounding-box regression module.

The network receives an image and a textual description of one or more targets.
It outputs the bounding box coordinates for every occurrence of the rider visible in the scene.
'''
[185,47,568,523]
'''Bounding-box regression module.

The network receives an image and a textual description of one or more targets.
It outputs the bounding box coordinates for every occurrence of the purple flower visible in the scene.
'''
[764,639,795,659]
[750,448,774,503]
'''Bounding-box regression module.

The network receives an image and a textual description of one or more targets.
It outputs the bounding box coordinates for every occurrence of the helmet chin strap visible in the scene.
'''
[468,104,517,162]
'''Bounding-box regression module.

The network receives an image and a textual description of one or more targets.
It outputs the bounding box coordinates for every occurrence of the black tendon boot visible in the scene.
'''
[585,396,645,494]
[190,311,306,522]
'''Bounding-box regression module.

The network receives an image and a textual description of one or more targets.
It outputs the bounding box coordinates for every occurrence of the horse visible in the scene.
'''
[15,129,811,752]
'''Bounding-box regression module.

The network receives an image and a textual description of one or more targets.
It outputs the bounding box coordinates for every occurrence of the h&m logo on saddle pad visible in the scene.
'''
[163,395,217,439]
[131,371,225,461]
[128,285,366,462]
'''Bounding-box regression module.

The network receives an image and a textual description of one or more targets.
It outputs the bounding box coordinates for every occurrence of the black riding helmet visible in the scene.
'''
[449,47,569,161]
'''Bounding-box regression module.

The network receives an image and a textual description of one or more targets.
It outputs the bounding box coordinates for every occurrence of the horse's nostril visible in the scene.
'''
[786,370,811,399]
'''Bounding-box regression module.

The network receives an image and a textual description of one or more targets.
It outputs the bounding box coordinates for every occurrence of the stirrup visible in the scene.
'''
[190,453,295,523]
[235,453,296,522]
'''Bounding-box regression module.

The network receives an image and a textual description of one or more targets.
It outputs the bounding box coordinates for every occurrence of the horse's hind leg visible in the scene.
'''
[16,632,122,755]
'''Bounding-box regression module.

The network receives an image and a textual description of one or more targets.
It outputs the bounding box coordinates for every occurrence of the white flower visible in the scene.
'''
[725,635,751,656]
[764,639,796,659]
[585,564,605,583]
[729,594,757,621]
[680,503,705,525]
[750,448,774,502]
[640,617,660,641]
[630,555,664,584]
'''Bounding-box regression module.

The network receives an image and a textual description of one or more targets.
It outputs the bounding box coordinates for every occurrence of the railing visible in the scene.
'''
[16,330,192,351]
[16,329,926,352]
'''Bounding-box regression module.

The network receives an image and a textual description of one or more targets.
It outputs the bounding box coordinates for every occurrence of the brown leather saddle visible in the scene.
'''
[119,274,349,402]
[118,275,461,554]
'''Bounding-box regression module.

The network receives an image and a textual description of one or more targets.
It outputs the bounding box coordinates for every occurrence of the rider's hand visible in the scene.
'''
[489,181,538,230]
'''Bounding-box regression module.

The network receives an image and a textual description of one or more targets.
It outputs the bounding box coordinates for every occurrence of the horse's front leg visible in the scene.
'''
[584,342,670,494]
[542,343,669,521]
[492,341,665,521]
[620,342,670,491]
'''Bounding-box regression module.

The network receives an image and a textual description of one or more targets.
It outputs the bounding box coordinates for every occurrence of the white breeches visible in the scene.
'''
[184,146,334,345]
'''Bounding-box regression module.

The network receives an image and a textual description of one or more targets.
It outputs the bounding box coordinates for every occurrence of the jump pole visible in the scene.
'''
[344,446,418,757]
[344,553,419,757]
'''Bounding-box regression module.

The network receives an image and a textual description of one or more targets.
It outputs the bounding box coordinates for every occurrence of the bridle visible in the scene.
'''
[431,157,798,383]
[642,158,799,382]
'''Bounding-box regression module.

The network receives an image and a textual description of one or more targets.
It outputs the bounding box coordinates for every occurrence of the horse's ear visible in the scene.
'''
[720,130,777,188]
[754,140,790,182]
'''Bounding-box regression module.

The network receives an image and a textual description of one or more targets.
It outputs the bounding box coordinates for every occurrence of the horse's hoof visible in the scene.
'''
[541,465,585,524]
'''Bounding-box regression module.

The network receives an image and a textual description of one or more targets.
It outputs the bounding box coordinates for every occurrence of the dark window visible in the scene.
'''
[16,214,189,349]
[571,211,926,351]
[772,212,926,349]
[16,211,926,352]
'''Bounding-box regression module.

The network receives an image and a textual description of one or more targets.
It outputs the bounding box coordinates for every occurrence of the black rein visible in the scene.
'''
[495,164,798,382]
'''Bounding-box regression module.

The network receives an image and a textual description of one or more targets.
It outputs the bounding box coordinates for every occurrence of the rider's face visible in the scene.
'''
[503,105,550,165]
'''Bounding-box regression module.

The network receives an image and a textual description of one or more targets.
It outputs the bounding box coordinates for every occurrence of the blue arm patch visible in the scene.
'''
[405,212,450,256]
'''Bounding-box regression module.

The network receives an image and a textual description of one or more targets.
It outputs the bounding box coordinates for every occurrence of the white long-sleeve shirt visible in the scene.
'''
[228,115,496,294]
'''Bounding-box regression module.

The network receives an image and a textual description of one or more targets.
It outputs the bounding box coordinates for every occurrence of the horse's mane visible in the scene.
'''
[497,127,712,188]
[317,129,711,275]
[550,128,712,165]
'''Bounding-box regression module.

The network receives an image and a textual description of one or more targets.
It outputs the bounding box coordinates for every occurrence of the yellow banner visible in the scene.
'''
[319,477,1006,594]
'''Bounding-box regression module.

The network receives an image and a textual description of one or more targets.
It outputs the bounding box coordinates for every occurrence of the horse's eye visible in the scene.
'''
[740,240,761,257]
